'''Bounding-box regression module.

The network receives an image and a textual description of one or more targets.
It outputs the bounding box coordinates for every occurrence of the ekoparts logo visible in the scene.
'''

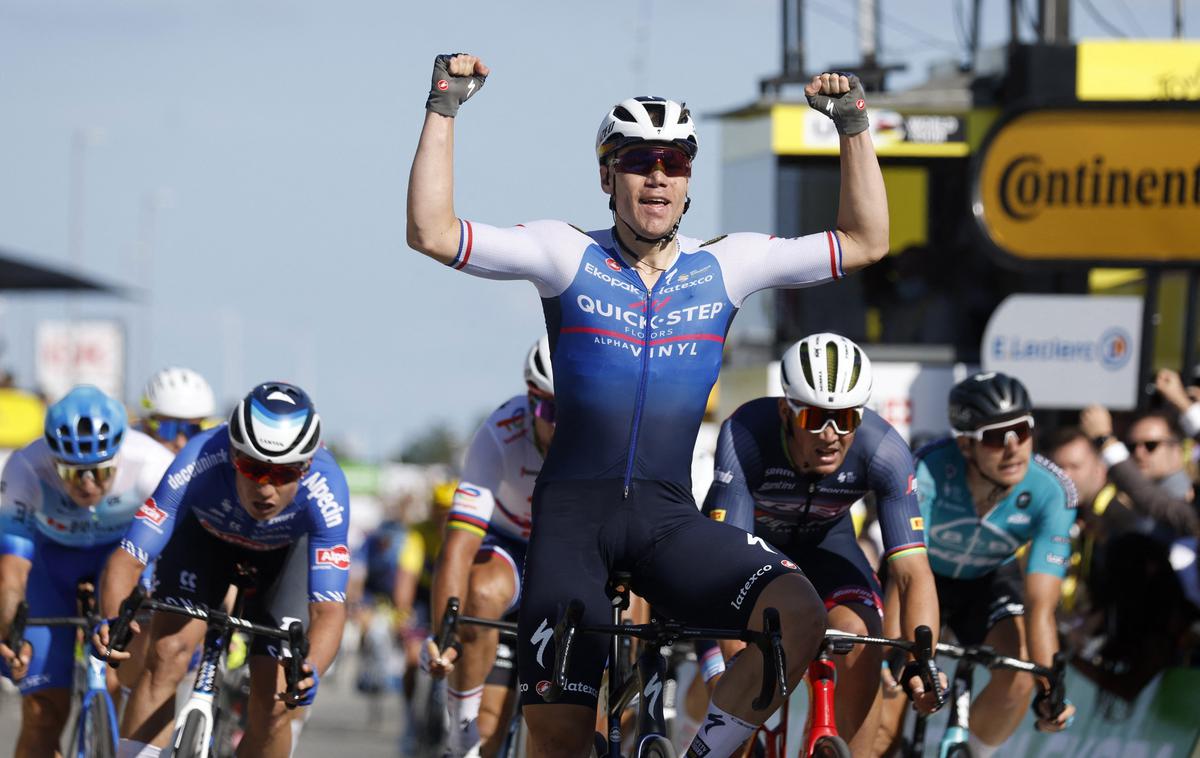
[1098,328,1132,370]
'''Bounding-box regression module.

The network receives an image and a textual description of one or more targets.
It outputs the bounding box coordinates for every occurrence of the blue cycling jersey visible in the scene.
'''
[118,428,351,603]
[449,220,843,490]
[915,439,1077,580]
[703,399,925,561]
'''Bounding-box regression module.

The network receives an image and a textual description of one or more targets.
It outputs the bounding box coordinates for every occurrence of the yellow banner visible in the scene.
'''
[976,110,1200,262]
[771,105,971,157]
[1077,40,1200,101]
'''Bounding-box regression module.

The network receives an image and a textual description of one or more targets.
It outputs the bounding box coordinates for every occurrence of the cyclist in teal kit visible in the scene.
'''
[407,52,891,758]
[878,372,1076,758]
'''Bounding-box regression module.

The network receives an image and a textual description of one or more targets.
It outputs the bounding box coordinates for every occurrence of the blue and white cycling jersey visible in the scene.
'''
[703,399,926,562]
[0,431,173,559]
[448,220,844,490]
[118,427,352,603]
[916,439,1077,580]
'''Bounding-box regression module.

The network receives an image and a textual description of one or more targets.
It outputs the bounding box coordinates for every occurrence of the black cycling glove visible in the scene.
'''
[426,54,487,118]
[806,74,870,136]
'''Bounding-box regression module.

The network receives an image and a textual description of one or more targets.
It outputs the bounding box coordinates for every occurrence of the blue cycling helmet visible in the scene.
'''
[228,381,322,465]
[44,385,127,465]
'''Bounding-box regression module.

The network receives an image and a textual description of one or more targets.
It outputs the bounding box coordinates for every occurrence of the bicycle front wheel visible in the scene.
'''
[944,744,974,758]
[637,734,675,758]
[77,694,118,758]
[812,735,852,758]
[175,710,209,758]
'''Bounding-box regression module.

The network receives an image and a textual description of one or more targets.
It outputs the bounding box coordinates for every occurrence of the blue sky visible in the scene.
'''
[0,0,1194,459]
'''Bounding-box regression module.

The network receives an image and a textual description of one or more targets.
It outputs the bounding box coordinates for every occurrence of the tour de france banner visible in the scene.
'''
[981,294,1141,410]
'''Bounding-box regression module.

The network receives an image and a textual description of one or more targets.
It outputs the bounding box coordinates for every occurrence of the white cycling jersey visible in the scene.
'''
[448,395,542,542]
[0,430,174,554]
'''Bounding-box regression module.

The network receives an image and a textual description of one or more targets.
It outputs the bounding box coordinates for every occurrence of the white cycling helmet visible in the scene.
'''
[780,333,873,410]
[524,336,554,395]
[595,96,699,164]
[142,367,216,419]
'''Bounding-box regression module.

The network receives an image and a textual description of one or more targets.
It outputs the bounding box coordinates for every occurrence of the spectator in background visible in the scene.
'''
[1123,409,1192,502]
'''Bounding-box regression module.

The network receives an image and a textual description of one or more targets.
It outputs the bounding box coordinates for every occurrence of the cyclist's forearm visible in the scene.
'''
[430,530,482,636]
[407,111,461,261]
[891,554,939,645]
[0,554,31,632]
[1025,573,1062,673]
[306,601,347,675]
[99,548,146,618]
[835,131,889,271]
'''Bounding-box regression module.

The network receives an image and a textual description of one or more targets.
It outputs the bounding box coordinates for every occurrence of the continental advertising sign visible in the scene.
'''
[975,110,1200,263]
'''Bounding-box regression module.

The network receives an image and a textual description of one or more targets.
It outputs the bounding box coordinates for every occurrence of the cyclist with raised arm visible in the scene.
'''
[138,367,218,454]
[876,373,1077,758]
[93,382,349,758]
[424,337,555,757]
[700,334,942,756]
[0,386,173,757]
[407,53,890,758]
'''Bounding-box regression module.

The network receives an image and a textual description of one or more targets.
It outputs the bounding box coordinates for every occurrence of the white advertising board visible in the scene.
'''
[35,320,125,402]
[981,295,1142,410]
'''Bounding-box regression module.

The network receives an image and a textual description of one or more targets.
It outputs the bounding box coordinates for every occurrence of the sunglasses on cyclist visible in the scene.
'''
[1126,438,1174,454]
[956,415,1035,449]
[145,416,206,442]
[530,393,557,424]
[786,401,864,435]
[609,146,692,178]
[232,452,308,486]
[56,461,118,488]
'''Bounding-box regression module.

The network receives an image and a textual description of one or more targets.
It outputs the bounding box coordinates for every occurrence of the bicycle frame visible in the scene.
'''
[75,643,120,756]
[167,616,231,755]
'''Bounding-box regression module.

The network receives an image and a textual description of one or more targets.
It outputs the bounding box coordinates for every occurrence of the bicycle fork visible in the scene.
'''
[939,659,974,758]
[803,652,838,757]
[169,623,226,754]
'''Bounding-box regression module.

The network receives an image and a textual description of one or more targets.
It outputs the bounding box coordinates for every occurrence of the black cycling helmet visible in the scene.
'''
[948,372,1032,432]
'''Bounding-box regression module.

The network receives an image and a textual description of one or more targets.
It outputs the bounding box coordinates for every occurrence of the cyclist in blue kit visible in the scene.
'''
[876,372,1077,758]
[701,334,942,756]
[0,386,173,757]
[407,53,890,758]
[94,382,349,758]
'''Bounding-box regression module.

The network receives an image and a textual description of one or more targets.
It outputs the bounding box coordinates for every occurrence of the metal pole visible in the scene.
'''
[1183,269,1200,382]
[971,0,983,69]
[1174,0,1184,38]
[1139,270,1162,411]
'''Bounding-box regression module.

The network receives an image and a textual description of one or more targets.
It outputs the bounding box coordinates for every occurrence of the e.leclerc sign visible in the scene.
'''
[981,295,1142,410]
[975,110,1200,264]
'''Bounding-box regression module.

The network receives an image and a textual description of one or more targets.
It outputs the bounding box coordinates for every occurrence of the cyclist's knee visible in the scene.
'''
[22,689,72,731]
[755,574,825,647]
[465,563,514,619]
[986,667,1034,704]
[148,630,198,681]
[525,703,595,756]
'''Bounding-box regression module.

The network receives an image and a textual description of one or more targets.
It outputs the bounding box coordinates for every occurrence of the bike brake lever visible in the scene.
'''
[105,585,147,669]
[752,607,787,710]
[545,599,583,704]
[283,621,308,710]
[5,601,28,656]
[914,625,946,709]
[435,597,460,656]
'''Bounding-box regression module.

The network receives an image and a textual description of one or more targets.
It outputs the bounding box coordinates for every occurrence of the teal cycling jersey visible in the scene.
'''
[915,439,1077,580]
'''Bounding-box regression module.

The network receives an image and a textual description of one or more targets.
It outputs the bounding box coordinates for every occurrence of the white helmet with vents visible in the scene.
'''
[142,367,216,419]
[595,96,698,164]
[524,336,554,395]
[780,333,873,409]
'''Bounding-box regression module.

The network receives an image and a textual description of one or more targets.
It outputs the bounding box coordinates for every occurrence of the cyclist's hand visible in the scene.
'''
[278,660,320,707]
[1033,687,1075,732]
[804,73,869,136]
[0,638,32,680]
[90,618,139,661]
[901,662,948,714]
[418,635,460,677]
[426,53,489,118]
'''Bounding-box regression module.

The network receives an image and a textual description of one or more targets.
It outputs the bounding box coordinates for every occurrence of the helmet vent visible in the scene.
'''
[645,103,665,127]
[848,351,862,391]
[799,348,815,390]
[300,421,321,456]
[824,341,838,392]
[613,106,635,123]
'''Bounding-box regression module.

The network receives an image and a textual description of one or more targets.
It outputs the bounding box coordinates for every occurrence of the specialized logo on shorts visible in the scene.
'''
[531,618,554,668]
[135,498,168,527]
[910,516,924,531]
[709,509,727,522]
[780,559,798,570]
[731,563,773,610]
[745,533,776,554]
[301,471,345,528]
[315,544,351,570]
